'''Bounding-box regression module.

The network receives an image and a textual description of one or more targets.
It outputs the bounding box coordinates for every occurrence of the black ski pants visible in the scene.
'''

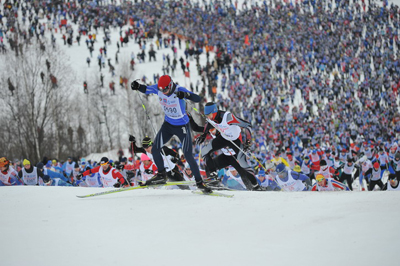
[339,173,354,191]
[203,134,258,188]
[153,121,202,183]
[368,180,384,191]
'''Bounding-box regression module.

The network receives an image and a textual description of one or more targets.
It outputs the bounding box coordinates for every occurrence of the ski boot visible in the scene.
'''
[141,169,167,186]
[196,181,213,194]
[204,171,222,187]
[251,184,266,191]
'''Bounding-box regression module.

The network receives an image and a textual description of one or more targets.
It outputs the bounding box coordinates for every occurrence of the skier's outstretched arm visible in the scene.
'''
[187,112,204,132]
[130,80,147,93]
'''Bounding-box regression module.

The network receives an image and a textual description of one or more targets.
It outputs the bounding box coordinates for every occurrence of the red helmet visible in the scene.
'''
[373,162,380,169]
[158,75,173,92]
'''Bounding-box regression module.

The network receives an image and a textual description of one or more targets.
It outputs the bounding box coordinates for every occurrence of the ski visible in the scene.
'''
[206,185,232,191]
[191,190,234,198]
[77,181,195,198]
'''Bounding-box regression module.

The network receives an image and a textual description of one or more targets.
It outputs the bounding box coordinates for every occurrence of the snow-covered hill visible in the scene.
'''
[2,1,400,266]
[1,186,400,266]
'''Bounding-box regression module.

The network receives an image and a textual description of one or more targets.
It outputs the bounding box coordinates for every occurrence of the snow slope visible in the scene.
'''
[1,186,400,266]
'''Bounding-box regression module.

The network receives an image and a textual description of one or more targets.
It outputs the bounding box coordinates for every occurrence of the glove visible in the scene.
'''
[195,134,206,145]
[114,179,126,188]
[129,134,136,143]
[43,175,51,185]
[76,174,82,180]
[127,171,135,179]
[131,80,140,90]
[171,156,179,164]
[144,169,154,175]
[187,112,193,120]
[243,139,251,150]
[176,91,190,99]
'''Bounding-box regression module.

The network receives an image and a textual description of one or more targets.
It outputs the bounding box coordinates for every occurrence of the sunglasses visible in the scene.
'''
[100,162,108,166]
[159,80,173,93]
[316,176,325,182]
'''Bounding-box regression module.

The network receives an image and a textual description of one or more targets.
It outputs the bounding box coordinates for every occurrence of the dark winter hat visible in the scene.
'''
[276,163,286,174]
[395,153,400,160]
[204,102,218,115]
[100,157,109,165]
[320,160,327,166]
[142,136,153,148]
[158,75,173,92]
[36,162,44,170]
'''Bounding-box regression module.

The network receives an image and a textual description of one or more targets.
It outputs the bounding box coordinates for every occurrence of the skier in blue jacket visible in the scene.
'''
[131,75,211,192]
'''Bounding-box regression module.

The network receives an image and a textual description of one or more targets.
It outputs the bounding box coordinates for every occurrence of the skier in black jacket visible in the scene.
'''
[189,102,263,191]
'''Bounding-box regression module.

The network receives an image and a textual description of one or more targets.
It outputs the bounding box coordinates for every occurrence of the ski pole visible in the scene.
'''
[135,87,159,137]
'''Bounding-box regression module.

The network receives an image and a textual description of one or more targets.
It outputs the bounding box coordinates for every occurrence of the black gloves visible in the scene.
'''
[243,139,251,150]
[131,80,140,90]
[113,179,125,188]
[131,80,147,91]
[129,135,136,143]
[176,91,190,99]
[187,112,193,120]
[127,171,135,179]
[171,156,179,164]
[195,134,206,145]
[43,175,51,184]
[144,169,154,175]
[76,174,82,180]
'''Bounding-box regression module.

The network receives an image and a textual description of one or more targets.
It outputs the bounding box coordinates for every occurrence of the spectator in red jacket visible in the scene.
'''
[79,157,125,188]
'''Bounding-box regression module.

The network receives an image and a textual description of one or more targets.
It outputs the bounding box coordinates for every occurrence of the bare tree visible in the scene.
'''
[0,40,176,162]
[0,43,75,162]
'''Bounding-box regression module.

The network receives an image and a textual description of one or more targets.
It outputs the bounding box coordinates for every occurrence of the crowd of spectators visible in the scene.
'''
[1,0,400,190]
